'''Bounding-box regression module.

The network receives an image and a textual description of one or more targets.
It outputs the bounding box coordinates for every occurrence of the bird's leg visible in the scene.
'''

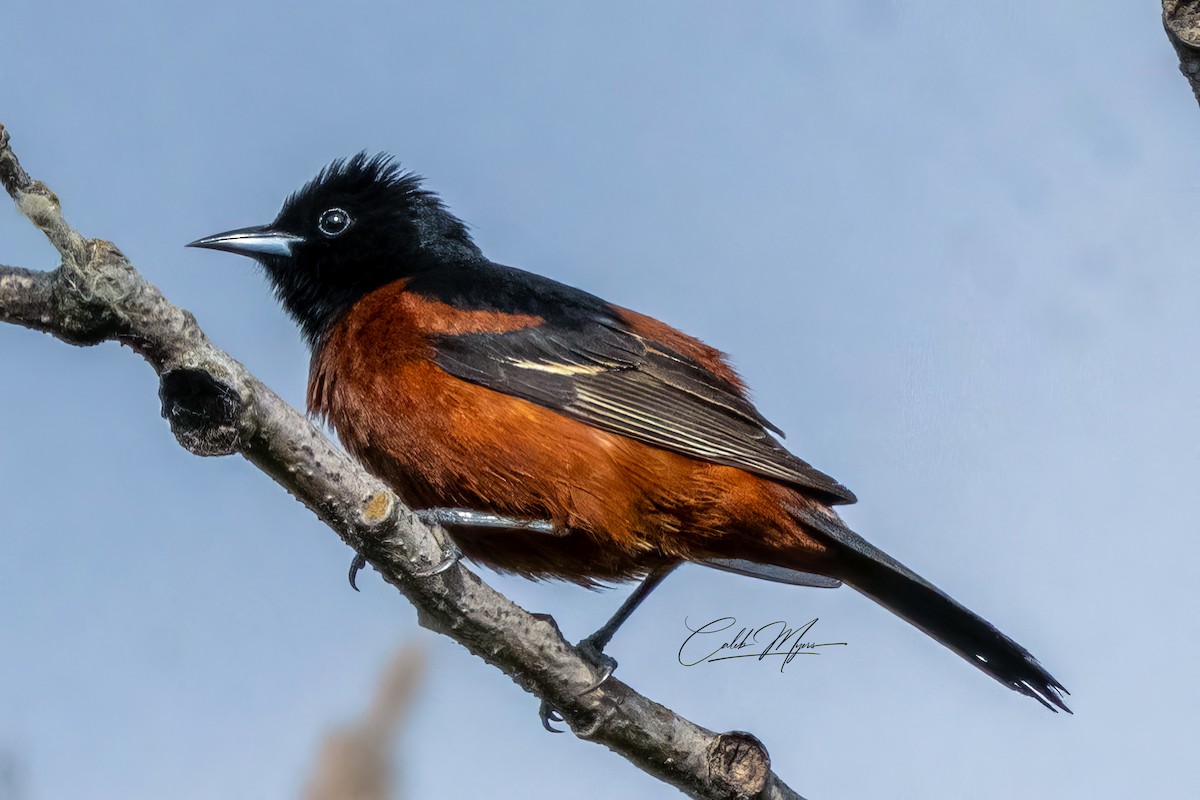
[408,508,560,580]
[539,563,680,732]
[577,563,679,681]
[348,508,560,590]
[413,507,562,536]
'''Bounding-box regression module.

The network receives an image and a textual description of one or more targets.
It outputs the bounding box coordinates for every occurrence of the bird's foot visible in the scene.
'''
[577,634,619,692]
[346,540,462,590]
[413,541,463,577]
[538,701,565,733]
[537,634,619,733]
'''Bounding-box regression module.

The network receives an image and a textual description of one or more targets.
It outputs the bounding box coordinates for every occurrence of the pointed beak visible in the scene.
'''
[186,225,304,258]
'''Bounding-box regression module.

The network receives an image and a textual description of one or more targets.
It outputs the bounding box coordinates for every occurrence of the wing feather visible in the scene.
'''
[432,314,855,504]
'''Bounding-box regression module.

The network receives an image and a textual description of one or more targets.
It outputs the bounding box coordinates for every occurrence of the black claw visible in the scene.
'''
[533,638,619,732]
[584,660,616,694]
[413,543,463,578]
[538,701,565,733]
[528,569,677,731]
[348,553,368,591]
[577,638,619,695]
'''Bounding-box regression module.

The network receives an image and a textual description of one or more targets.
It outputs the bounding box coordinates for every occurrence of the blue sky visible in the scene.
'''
[1,2,1195,798]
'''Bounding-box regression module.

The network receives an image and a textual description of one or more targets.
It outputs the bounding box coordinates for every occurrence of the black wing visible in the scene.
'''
[430,299,856,505]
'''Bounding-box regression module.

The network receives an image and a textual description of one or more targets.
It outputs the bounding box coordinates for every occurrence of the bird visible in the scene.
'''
[188,153,1070,717]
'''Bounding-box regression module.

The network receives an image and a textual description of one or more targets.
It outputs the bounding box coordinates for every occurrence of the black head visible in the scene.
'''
[188,153,480,346]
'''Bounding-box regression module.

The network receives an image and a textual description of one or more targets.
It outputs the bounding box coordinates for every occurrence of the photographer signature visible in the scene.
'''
[678,616,847,672]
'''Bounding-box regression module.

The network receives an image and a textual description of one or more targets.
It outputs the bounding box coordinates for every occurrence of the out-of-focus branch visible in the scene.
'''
[302,644,427,800]
[0,122,802,800]
[1164,1,1200,105]
[0,750,24,800]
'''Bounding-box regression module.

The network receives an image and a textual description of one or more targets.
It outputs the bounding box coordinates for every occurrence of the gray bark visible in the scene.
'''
[1165,1,1200,105]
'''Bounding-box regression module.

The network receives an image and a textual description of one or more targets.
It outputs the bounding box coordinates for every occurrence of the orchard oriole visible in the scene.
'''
[189,154,1069,716]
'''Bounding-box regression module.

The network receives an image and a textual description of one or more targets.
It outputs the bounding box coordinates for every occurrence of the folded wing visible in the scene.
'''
[432,311,856,505]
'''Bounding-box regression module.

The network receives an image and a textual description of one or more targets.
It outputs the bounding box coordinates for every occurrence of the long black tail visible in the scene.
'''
[792,505,1071,713]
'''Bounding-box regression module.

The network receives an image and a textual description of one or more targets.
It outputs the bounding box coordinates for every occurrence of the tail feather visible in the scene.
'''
[791,505,1071,713]
[700,557,842,588]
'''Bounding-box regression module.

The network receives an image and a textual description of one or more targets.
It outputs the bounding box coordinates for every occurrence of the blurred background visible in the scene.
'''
[1,2,1195,797]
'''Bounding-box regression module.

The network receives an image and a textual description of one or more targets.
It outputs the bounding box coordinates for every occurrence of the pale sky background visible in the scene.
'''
[1,2,1196,798]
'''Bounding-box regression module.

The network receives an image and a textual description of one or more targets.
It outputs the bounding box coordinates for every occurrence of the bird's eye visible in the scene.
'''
[318,208,352,237]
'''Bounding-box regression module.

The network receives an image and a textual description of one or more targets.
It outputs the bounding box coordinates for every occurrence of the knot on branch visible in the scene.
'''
[159,367,244,456]
[706,731,771,799]
[362,491,396,527]
[347,490,401,566]
[48,241,139,345]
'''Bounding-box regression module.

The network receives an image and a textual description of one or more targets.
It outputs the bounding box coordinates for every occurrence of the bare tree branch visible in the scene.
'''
[1164,1,1200,105]
[0,122,803,800]
[0,749,25,800]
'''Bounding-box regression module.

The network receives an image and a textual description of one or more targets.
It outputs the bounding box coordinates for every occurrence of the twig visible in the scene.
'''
[301,643,427,800]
